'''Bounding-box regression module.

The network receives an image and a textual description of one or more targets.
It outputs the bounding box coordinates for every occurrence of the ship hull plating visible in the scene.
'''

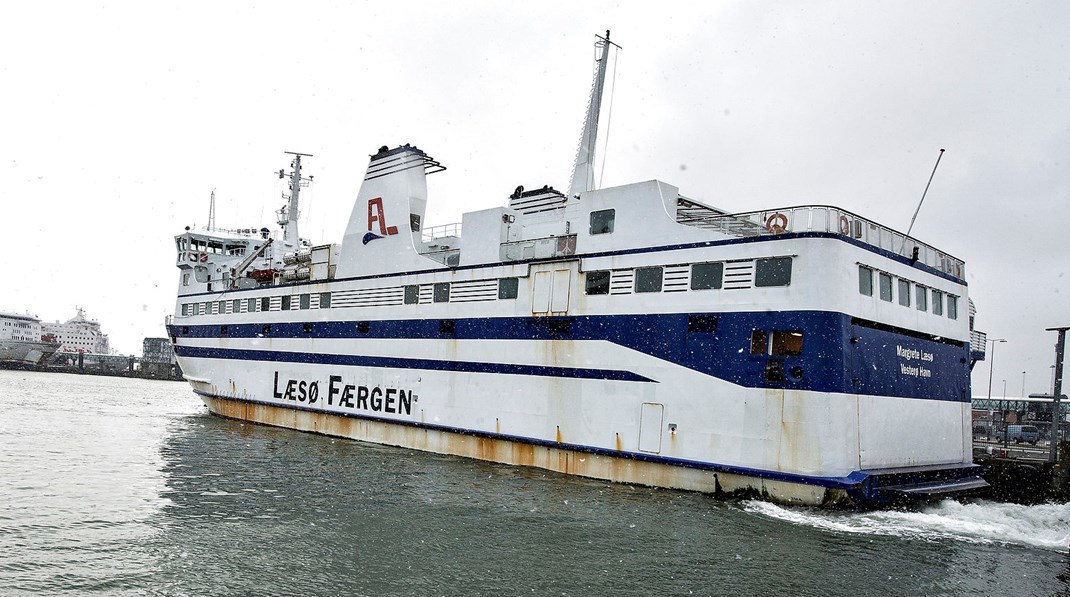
[197,391,840,506]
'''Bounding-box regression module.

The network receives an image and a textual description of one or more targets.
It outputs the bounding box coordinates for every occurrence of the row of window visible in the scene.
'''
[402,278,520,305]
[585,257,793,295]
[182,292,333,316]
[858,265,958,319]
[182,257,795,316]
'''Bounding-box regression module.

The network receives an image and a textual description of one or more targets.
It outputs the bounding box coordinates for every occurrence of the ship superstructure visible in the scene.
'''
[44,308,111,355]
[168,32,987,506]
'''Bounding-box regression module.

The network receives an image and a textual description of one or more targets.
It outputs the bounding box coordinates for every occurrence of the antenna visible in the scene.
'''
[567,31,622,199]
[901,149,945,252]
[207,188,216,230]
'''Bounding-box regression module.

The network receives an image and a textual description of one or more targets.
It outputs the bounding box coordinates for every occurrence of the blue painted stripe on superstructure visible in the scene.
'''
[193,389,871,491]
[177,231,965,298]
[176,345,654,383]
[171,310,973,402]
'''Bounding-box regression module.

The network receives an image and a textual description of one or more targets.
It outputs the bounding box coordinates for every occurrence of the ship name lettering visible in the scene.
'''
[327,374,413,415]
[272,371,319,404]
[895,345,934,363]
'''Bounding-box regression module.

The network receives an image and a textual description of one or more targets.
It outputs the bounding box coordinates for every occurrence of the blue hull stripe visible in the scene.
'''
[171,310,973,402]
[176,345,654,383]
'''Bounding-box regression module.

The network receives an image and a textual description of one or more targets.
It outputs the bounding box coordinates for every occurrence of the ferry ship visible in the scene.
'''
[168,32,988,506]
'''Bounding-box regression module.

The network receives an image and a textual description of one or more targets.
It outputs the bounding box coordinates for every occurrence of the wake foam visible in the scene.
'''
[743,499,1070,551]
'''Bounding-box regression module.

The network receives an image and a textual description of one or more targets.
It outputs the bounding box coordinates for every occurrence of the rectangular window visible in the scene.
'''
[232,299,241,313]
[750,330,768,355]
[932,289,944,315]
[898,279,911,307]
[433,282,450,303]
[634,266,663,293]
[182,273,190,287]
[498,277,519,300]
[858,266,873,296]
[947,295,958,320]
[589,209,615,235]
[585,270,610,295]
[247,298,257,312]
[181,304,189,316]
[204,302,212,314]
[691,262,724,290]
[915,285,928,311]
[879,273,893,302]
[261,296,271,312]
[404,285,420,305]
[300,294,310,310]
[319,292,331,309]
[217,301,226,314]
[770,330,804,356]
[755,257,792,287]
[281,295,291,311]
[687,315,717,333]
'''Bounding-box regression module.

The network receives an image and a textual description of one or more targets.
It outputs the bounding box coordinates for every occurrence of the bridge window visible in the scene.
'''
[771,330,804,356]
[691,262,724,290]
[404,285,419,305]
[898,279,911,307]
[635,266,663,293]
[915,285,928,311]
[319,292,331,309]
[755,257,792,287]
[947,295,959,320]
[499,278,519,299]
[750,330,767,355]
[858,266,873,296]
[585,270,610,295]
[879,273,893,302]
[932,290,944,315]
[589,209,615,235]
[433,282,451,303]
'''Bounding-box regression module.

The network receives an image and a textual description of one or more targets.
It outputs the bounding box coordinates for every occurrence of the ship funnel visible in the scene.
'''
[335,145,446,277]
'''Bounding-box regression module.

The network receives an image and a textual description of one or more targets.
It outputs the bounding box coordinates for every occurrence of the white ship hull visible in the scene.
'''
[169,34,987,506]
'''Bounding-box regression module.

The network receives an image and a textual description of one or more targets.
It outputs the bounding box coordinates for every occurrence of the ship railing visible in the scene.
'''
[676,203,965,278]
[422,222,461,243]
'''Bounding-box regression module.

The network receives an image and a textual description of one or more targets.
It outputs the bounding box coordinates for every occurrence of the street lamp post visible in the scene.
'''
[987,338,1007,445]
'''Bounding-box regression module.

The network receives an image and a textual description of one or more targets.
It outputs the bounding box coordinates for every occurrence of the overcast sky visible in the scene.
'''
[1,1,1066,397]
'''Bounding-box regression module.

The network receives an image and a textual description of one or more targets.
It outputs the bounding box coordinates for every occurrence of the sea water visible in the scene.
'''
[1,370,1068,596]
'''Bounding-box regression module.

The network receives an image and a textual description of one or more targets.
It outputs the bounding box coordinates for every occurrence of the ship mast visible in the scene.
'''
[277,151,313,247]
[567,30,619,199]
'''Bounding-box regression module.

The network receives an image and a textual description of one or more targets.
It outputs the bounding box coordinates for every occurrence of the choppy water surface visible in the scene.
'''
[2,370,1069,596]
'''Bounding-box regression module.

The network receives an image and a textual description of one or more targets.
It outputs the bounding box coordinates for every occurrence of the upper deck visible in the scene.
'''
[674,200,964,280]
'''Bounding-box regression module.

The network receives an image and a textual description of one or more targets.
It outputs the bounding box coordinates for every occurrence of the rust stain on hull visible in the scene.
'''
[202,395,840,506]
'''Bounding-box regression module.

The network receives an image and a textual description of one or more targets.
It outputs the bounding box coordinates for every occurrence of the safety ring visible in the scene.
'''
[765,212,788,234]
[199,252,208,263]
[839,215,850,235]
